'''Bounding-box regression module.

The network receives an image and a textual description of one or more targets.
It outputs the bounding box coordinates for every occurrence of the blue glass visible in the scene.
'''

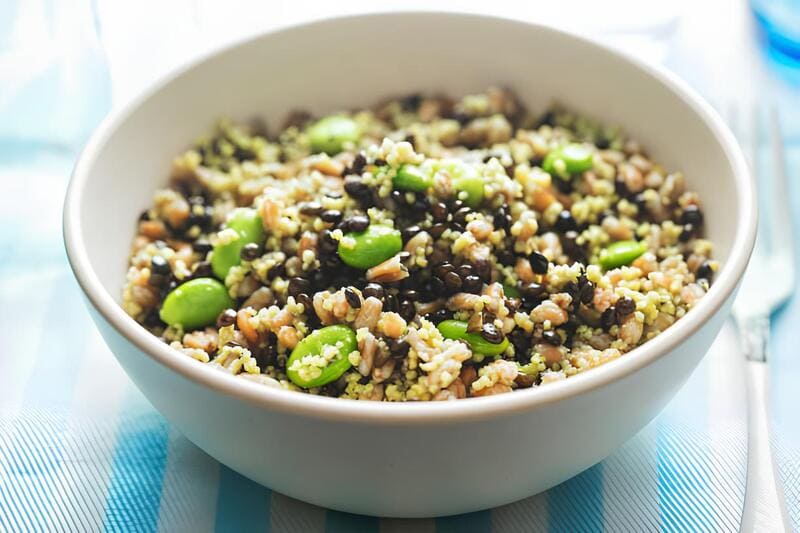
[751,0,800,62]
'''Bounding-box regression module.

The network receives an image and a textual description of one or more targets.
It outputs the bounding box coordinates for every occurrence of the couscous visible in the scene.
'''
[123,87,717,401]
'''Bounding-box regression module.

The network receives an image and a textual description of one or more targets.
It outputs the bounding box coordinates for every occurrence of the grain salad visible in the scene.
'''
[123,87,718,401]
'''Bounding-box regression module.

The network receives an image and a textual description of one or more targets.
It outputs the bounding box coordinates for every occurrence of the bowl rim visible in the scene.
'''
[63,10,756,425]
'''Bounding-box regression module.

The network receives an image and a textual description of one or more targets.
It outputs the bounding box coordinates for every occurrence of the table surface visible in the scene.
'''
[1,1,799,532]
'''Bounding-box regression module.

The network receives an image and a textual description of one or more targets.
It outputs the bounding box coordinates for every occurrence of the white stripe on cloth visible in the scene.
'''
[602,424,660,532]
[157,428,221,533]
[269,493,327,533]
[490,492,549,532]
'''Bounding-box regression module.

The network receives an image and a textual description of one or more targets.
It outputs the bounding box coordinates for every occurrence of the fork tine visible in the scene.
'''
[767,108,795,281]
[728,103,767,255]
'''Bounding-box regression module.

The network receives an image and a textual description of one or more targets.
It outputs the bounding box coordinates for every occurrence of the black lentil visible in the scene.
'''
[216,308,237,328]
[529,251,549,274]
[431,202,449,222]
[510,329,532,363]
[430,276,446,295]
[493,205,512,230]
[190,261,213,279]
[429,223,448,239]
[389,339,410,359]
[187,207,213,229]
[579,280,595,305]
[601,307,618,329]
[296,293,313,312]
[679,224,696,242]
[401,289,419,300]
[148,272,170,289]
[474,258,492,281]
[696,261,713,282]
[456,264,473,278]
[615,297,635,317]
[495,249,515,266]
[515,373,537,388]
[344,287,362,308]
[350,153,367,174]
[363,283,385,301]
[319,230,338,254]
[462,275,483,294]
[542,330,562,346]
[401,225,422,242]
[342,215,370,233]
[444,271,463,292]
[520,282,546,299]
[344,178,370,198]
[240,242,261,261]
[192,239,212,254]
[399,299,416,322]
[453,207,472,225]
[267,262,285,281]
[554,176,573,194]
[680,205,703,226]
[299,202,324,216]
[288,277,312,298]
[555,210,578,232]
[150,255,171,276]
[384,293,399,313]
[320,210,343,224]
[480,323,505,344]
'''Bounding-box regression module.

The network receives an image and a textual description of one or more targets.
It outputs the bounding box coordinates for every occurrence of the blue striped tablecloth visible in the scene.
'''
[1,148,775,533]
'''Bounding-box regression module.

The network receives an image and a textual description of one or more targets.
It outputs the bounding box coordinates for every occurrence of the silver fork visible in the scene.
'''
[730,106,794,533]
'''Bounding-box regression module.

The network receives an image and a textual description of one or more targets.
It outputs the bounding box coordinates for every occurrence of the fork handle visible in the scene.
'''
[736,314,770,363]
[740,360,791,532]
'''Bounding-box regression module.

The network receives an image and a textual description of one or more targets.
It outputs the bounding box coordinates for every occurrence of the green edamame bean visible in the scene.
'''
[159,277,234,329]
[437,319,509,357]
[307,115,360,155]
[453,174,485,208]
[425,159,484,207]
[542,143,593,178]
[598,240,648,270]
[287,325,357,388]
[393,164,433,192]
[211,208,265,280]
[338,225,402,269]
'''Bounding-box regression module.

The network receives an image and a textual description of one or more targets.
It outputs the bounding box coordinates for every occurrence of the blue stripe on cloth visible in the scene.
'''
[325,511,379,533]
[214,466,271,532]
[436,511,492,533]
[102,406,169,532]
[547,463,604,532]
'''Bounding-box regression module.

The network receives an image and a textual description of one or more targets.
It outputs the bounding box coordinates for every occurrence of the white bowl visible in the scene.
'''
[63,12,755,517]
